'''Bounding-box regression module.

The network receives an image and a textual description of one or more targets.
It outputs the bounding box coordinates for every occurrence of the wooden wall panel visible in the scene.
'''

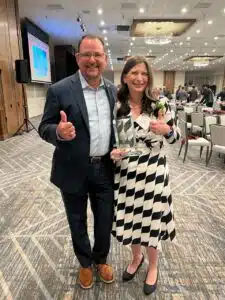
[0,0,24,140]
[163,71,175,93]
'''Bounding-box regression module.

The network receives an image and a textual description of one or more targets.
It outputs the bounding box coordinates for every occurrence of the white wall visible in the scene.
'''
[153,71,164,88]
[26,84,48,118]
[114,71,121,86]
[175,71,185,89]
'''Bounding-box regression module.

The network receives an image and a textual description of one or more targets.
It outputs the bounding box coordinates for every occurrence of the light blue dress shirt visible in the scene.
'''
[78,71,111,156]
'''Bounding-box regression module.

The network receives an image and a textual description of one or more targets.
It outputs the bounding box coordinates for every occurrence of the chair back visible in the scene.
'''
[210,125,225,146]
[191,112,204,127]
[204,116,218,135]
[177,110,187,122]
[219,115,225,126]
[184,106,194,114]
[196,105,204,112]
[179,119,188,139]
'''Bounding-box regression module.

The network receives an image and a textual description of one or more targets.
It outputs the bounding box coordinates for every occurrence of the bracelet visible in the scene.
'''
[165,129,173,138]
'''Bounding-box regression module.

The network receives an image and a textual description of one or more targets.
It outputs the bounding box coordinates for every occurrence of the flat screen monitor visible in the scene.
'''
[21,18,52,84]
[27,33,51,83]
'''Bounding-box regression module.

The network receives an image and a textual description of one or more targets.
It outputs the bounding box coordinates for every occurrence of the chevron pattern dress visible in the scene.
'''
[112,110,179,248]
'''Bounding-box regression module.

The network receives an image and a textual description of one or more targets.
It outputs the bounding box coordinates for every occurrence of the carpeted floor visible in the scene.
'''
[0,116,225,300]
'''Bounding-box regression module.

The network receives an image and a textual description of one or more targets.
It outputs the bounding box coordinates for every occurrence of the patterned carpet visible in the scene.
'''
[0,116,225,300]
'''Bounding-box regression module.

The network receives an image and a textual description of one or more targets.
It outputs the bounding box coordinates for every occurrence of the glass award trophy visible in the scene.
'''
[113,116,142,157]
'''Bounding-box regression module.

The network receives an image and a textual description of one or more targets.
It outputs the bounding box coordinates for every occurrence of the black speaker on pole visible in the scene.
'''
[13,59,37,136]
[15,59,30,83]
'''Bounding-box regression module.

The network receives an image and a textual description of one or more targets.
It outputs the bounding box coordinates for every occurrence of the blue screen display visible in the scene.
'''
[32,45,48,77]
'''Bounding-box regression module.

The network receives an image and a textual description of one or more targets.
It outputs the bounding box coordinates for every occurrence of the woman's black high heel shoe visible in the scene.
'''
[143,269,158,295]
[122,254,144,281]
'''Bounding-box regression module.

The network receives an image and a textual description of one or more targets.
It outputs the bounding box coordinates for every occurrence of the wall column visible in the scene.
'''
[163,71,175,93]
[0,0,25,140]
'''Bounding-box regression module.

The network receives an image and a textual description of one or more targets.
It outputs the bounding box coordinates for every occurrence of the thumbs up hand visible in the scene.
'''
[56,111,76,140]
[158,109,165,121]
[149,118,170,136]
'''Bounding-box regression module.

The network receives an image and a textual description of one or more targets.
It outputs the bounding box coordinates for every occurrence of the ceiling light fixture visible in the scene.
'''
[97,8,103,15]
[181,7,188,14]
[214,36,218,40]
[187,36,191,40]
[204,42,208,46]
[212,49,216,52]
[194,60,209,67]
[139,8,145,13]
[132,37,136,41]
[196,29,201,34]
[144,35,172,45]
[208,20,213,25]
[100,20,105,26]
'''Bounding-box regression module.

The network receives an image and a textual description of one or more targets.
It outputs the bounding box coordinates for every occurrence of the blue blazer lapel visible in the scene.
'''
[104,80,116,120]
[70,73,90,133]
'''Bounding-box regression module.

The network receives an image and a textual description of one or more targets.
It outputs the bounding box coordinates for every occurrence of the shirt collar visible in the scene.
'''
[78,70,104,89]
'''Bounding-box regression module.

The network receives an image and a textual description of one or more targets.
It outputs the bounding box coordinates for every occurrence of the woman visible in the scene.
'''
[111,56,179,295]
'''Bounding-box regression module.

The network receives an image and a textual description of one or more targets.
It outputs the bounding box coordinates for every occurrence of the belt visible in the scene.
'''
[89,154,108,164]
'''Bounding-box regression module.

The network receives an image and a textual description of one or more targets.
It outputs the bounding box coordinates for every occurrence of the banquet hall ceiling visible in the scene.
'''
[18,0,225,72]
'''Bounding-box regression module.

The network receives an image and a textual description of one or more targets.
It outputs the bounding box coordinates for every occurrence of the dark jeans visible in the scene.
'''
[61,158,114,267]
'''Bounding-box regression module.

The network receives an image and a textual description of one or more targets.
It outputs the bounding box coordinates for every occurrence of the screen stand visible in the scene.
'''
[13,83,38,136]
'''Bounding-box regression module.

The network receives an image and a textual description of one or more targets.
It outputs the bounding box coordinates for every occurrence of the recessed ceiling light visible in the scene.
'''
[204,42,208,46]
[214,36,218,40]
[212,49,216,52]
[139,7,145,13]
[104,37,108,41]
[204,52,208,55]
[106,42,109,46]
[191,49,195,52]
[186,36,191,40]
[97,8,103,15]
[181,7,188,13]
[100,20,105,26]
[102,29,107,34]
[208,20,213,25]
[196,29,201,34]
[170,49,173,52]
[130,42,133,46]
[132,37,136,41]
[179,42,183,45]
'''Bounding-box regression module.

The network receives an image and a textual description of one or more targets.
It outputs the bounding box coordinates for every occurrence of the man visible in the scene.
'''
[217,86,225,102]
[200,85,214,107]
[189,86,198,102]
[38,35,117,289]
[177,86,189,102]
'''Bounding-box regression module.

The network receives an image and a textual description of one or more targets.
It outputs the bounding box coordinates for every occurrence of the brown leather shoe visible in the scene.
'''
[78,267,93,289]
[96,264,114,283]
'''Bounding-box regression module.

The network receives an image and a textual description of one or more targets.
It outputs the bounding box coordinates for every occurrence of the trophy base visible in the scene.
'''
[121,147,143,157]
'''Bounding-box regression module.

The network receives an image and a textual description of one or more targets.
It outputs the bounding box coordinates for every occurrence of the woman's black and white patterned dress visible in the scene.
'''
[112,106,179,249]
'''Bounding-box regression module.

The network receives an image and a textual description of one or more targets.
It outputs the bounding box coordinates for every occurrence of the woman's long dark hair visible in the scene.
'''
[117,56,157,118]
